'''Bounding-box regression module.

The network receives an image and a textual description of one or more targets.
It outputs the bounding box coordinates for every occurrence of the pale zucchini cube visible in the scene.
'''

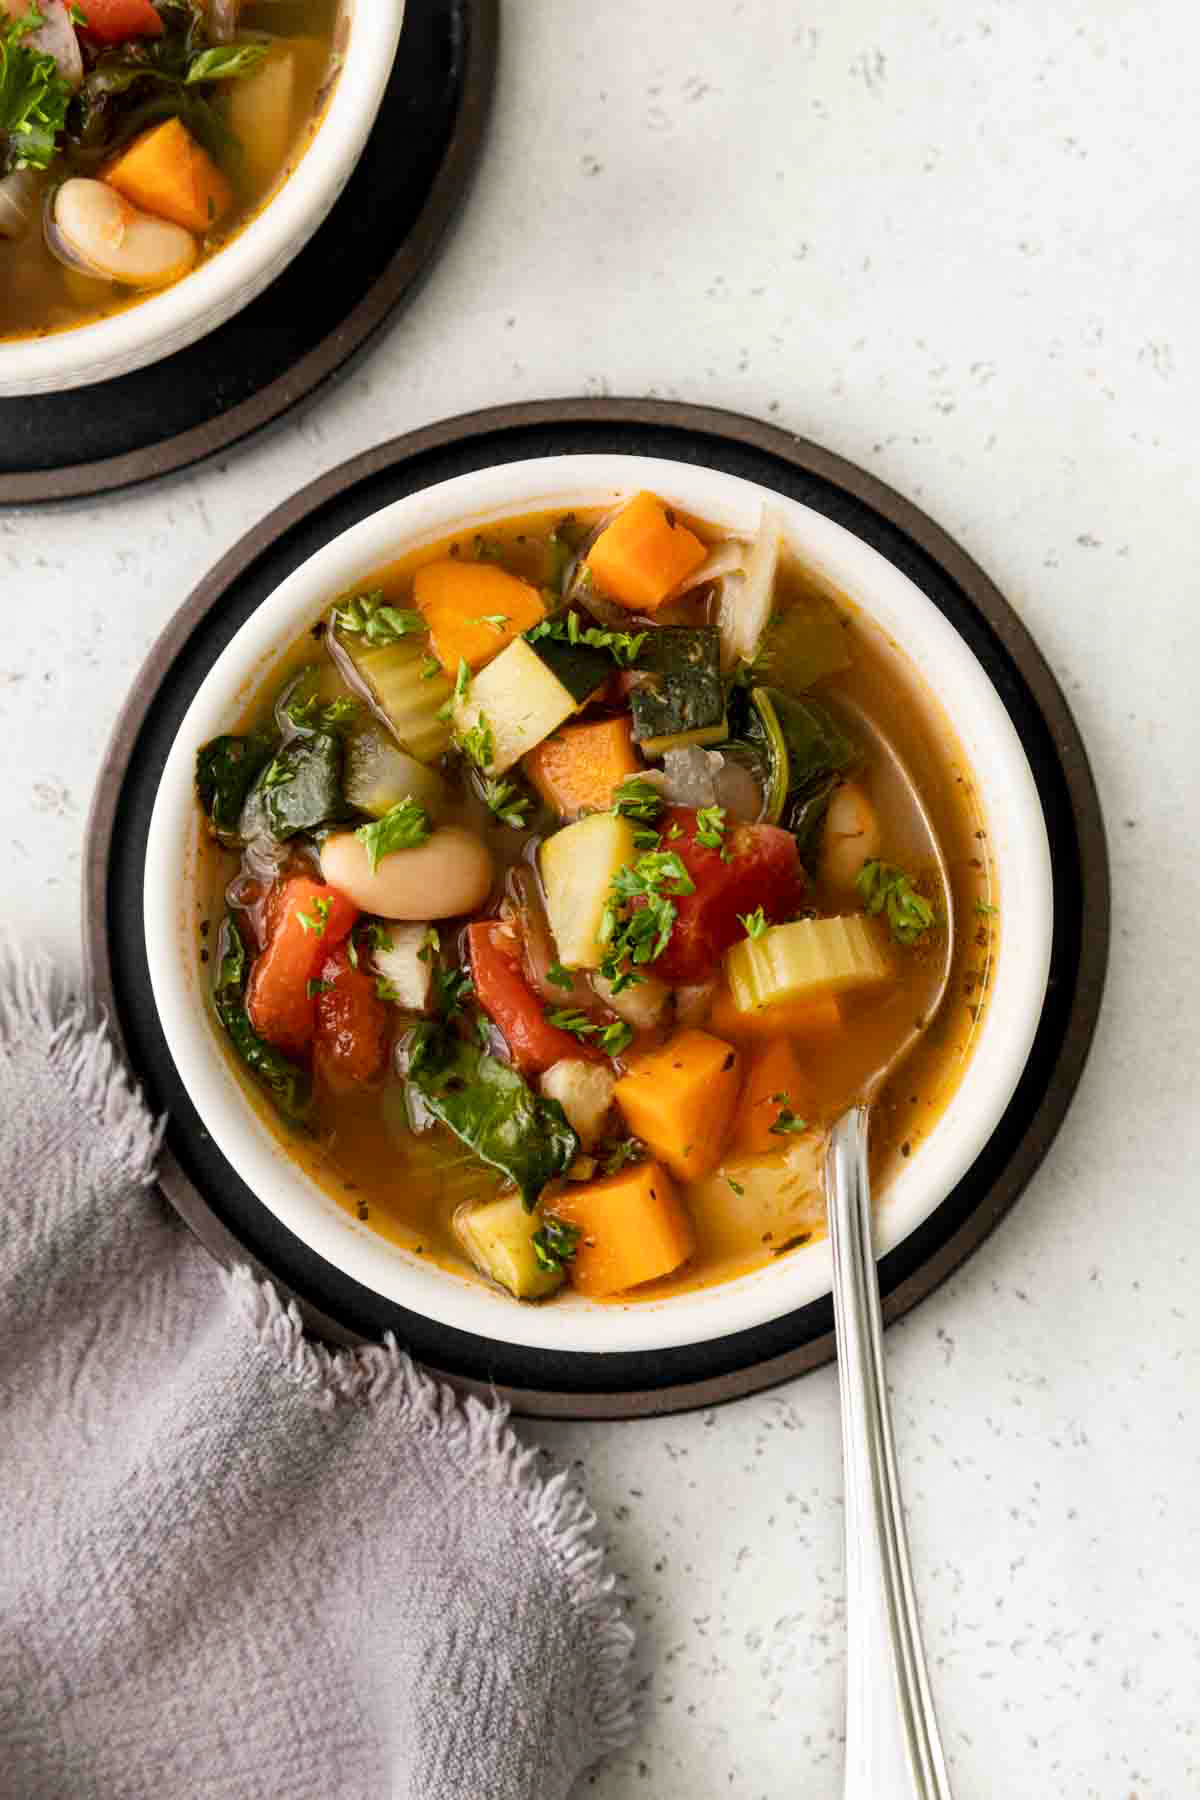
[452,638,578,776]
[453,1191,565,1301]
[540,812,638,969]
[372,924,433,1012]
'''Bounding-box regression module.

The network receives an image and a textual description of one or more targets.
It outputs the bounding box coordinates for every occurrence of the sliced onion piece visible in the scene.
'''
[717,505,782,671]
[47,179,197,289]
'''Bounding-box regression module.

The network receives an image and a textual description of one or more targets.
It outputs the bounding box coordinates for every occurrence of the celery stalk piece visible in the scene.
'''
[725,915,891,1010]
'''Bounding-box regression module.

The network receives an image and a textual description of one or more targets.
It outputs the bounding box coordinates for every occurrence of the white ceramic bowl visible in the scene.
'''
[144,455,1053,1356]
[0,1,405,397]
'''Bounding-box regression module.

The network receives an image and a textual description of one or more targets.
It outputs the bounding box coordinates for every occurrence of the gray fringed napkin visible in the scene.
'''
[0,952,635,1799]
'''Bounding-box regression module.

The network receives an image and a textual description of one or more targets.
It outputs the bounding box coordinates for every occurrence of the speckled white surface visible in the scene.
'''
[3,1,1197,1793]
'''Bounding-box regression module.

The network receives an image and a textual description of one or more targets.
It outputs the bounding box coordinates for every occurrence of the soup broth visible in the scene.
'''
[0,0,338,343]
[192,497,997,1307]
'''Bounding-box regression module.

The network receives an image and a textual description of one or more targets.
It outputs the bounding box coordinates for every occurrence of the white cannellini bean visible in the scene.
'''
[820,780,882,896]
[320,827,495,921]
[52,180,197,289]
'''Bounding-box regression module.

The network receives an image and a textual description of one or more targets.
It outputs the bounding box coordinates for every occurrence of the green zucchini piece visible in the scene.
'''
[343,726,449,820]
[747,687,857,863]
[196,726,278,838]
[630,626,725,753]
[454,1191,567,1300]
[527,633,613,704]
[241,730,345,841]
[340,637,454,764]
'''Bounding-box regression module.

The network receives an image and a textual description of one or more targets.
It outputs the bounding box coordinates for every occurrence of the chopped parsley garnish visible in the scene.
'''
[739,906,768,940]
[433,966,473,1019]
[185,41,270,84]
[0,11,73,173]
[364,923,393,953]
[375,978,406,1004]
[482,778,532,828]
[453,658,472,705]
[477,614,510,632]
[726,1175,746,1196]
[614,778,665,826]
[601,1137,646,1175]
[306,978,332,997]
[417,926,440,964]
[769,1108,809,1136]
[297,896,333,936]
[532,1215,580,1272]
[420,654,442,681]
[260,757,295,791]
[331,591,425,643]
[545,1007,597,1041]
[546,961,574,991]
[354,797,433,872]
[598,848,695,994]
[599,1019,634,1056]
[856,860,935,946]
[526,613,647,667]
[285,691,358,733]
[472,534,505,563]
[694,804,727,850]
[975,898,998,917]
[458,714,495,770]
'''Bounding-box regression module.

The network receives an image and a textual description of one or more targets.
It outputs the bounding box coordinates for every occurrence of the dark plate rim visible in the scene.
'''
[0,0,499,507]
[83,398,1110,1419]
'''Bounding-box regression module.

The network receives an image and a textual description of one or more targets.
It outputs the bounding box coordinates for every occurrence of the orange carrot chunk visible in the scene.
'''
[412,559,546,674]
[522,716,641,819]
[613,1028,742,1182]
[105,118,233,234]
[732,1038,817,1154]
[246,875,357,1058]
[551,1160,696,1297]
[585,492,707,613]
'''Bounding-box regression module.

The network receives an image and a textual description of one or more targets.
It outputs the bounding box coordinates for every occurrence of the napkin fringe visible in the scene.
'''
[230,1264,638,1755]
[0,946,163,1188]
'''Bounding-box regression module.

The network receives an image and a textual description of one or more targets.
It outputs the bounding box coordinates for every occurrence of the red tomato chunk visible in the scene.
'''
[652,807,807,984]
[246,874,357,1058]
[77,0,164,41]
[467,921,605,1076]
[314,946,391,1091]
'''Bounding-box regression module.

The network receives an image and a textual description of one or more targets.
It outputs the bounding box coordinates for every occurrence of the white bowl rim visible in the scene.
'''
[144,454,1054,1356]
[0,0,405,394]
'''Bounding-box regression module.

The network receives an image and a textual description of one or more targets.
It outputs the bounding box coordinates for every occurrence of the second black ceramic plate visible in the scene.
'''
[0,0,498,504]
[84,400,1109,1419]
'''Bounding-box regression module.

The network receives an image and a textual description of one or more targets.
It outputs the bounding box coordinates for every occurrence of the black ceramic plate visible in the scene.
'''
[83,400,1109,1420]
[0,0,498,505]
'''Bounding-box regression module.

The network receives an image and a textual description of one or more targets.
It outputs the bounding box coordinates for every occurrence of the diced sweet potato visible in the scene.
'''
[707,982,843,1043]
[522,716,641,819]
[412,559,546,674]
[585,492,707,612]
[613,1028,741,1182]
[551,1160,695,1296]
[732,1038,816,1154]
[105,118,233,234]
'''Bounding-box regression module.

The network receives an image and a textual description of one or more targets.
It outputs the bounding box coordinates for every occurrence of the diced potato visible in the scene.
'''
[453,1192,565,1301]
[551,1160,696,1297]
[689,1139,826,1261]
[725,915,890,1011]
[227,45,297,195]
[540,812,638,969]
[372,924,432,1012]
[613,1029,741,1182]
[540,1059,616,1149]
[591,969,670,1031]
[454,638,579,776]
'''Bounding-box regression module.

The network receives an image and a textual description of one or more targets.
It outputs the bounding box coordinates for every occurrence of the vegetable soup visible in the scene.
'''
[193,494,997,1307]
[0,0,337,341]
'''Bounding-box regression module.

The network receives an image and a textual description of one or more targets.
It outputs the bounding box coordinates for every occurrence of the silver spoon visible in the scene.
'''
[823,699,956,1800]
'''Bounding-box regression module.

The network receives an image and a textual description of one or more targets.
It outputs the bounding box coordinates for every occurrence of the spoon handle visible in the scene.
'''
[826,1108,954,1800]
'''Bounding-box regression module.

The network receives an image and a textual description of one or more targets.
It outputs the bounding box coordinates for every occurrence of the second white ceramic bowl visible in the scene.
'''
[0,0,405,396]
[144,455,1053,1356]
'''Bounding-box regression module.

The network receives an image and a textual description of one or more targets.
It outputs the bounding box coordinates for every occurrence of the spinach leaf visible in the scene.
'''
[406,1026,577,1209]
[243,730,346,841]
[212,916,310,1122]
[743,687,858,868]
[195,727,278,837]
